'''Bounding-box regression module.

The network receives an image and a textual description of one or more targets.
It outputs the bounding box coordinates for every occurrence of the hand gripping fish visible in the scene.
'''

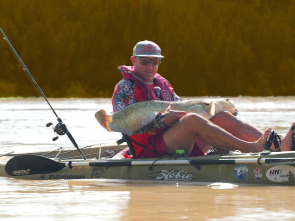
[95,99,236,136]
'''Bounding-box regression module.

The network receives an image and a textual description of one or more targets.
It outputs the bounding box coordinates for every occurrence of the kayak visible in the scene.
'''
[3,28,295,185]
[0,142,128,160]
[1,147,295,185]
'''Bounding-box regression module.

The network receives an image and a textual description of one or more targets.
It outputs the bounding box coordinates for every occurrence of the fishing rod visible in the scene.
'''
[0,27,86,160]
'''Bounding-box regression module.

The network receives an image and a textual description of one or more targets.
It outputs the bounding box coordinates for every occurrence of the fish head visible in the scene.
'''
[213,99,236,115]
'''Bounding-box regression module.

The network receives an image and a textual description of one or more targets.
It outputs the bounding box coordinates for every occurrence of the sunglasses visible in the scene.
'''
[137,57,161,66]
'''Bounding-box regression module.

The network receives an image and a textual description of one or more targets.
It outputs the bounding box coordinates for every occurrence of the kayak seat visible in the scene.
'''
[116,134,137,158]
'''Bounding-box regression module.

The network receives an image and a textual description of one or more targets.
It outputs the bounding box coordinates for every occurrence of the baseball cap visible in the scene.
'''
[133,40,164,58]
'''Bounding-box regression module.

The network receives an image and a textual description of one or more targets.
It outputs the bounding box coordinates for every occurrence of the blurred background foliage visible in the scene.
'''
[0,0,295,97]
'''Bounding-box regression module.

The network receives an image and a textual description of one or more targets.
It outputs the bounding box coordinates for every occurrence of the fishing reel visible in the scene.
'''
[46,122,68,141]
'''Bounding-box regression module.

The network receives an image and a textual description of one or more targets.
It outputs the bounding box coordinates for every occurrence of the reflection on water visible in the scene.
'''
[1,97,295,220]
[1,178,129,220]
[2,178,295,220]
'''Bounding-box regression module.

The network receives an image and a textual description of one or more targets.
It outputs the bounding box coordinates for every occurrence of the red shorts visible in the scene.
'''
[138,131,204,158]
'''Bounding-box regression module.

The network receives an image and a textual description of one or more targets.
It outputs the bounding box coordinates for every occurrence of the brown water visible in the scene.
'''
[1,97,295,220]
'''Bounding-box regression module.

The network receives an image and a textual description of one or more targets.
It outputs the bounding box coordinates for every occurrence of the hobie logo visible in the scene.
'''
[155,170,192,180]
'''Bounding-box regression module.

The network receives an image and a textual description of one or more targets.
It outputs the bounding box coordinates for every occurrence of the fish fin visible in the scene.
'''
[209,102,216,117]
[95,109,113,132]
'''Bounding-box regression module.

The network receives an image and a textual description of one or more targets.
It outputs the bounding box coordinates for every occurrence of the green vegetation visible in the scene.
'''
[0,0,294,97]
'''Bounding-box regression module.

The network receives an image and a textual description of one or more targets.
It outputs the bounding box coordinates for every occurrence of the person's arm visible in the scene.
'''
[135,114,166,134]
[136,92,182,133]
[113,79,137,112]
[113,80,167,134]
[113,80,183,134]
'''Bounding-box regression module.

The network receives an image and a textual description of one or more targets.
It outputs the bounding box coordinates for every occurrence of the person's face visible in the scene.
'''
[131,56,161,83]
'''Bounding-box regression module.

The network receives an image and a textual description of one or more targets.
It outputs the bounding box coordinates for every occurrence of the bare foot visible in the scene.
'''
[280,122,295,151]
[255,128,272,151]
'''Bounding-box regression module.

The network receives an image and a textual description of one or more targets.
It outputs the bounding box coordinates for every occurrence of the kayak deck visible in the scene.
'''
[1,149,295,185]
[0,142,128,160]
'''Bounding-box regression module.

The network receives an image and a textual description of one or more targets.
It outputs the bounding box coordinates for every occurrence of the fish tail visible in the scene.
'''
[95,109,113,132]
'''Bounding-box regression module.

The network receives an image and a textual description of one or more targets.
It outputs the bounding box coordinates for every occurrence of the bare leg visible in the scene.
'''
[195,137,211,154]
[195,112,262,153]
[211,112,295,151]
[279,123,295,151]
[210,111,262,141]
[163,113,271,155]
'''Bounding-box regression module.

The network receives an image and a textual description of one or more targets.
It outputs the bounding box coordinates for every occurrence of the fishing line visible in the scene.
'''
[1,30,58,116]
[0,27,86,160]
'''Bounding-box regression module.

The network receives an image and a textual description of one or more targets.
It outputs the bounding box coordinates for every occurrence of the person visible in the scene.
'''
[112,40,295,158]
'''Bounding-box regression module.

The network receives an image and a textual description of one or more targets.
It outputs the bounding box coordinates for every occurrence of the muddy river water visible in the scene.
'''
[1,97,295,220]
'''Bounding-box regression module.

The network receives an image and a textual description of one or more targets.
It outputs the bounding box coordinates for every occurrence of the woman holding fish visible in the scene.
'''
[104,40,295,158]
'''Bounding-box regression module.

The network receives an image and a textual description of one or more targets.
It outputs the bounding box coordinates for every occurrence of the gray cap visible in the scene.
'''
[133,40,164,58]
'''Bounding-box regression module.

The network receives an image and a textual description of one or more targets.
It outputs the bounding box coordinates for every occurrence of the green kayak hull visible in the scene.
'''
[1,150,295,185]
